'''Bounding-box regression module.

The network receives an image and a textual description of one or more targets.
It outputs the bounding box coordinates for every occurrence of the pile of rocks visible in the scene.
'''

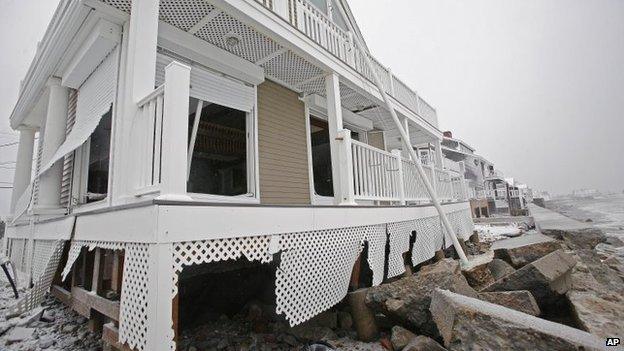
[0,290,101,350]
[348,223,624,350]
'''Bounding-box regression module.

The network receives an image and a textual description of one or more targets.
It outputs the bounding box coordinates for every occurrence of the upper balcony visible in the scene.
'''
[91,0,440,143]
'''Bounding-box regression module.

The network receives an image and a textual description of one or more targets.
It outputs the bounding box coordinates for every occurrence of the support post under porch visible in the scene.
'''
[145,243,176,351]
[325,72,355,205]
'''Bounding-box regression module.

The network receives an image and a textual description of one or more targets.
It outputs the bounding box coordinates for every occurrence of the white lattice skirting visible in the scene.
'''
[53,208,473,351]
[7,240,64,316]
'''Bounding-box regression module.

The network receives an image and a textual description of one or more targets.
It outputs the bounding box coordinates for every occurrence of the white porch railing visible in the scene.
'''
[133,61,192,198]
[256,0,438,127]
[350,140,467,204]
[134,85,164,196]
[351,140,401,201]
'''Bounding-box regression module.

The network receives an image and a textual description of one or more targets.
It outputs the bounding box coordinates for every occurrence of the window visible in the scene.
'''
[85,108,112,202]
[309,117,333,197]
[187,98,250,197]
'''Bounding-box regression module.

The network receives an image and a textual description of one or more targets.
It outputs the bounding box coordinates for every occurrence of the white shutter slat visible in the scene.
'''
[155,54,255,112]
[39,46,119,177]
[60,89,78,208]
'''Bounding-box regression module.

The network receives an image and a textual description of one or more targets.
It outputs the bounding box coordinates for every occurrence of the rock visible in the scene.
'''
[605,236,624,247]
[282,334,298,346]
[379,337,393,350]
[482,250,577,308]
[5,327,35,344]
[309,311,338,329]
[430,289,605,351]
[365,259,477,337]
[461,263,494,290]
[478,291,541,316]
[62,323,79,333]
[390,326,416,350]
[486,259,515,280]
[574,249,624,294]
[403,336,447,351]
[337,311,353,330]
[563,250,624,339]
[39,336,55,349]
[17,306,45,326]
[41,309,56,323]
[566,290,624,339]
[494,241,562,268]
[0,321,12,335]
[289,325,337,342]
[541,227,606,250]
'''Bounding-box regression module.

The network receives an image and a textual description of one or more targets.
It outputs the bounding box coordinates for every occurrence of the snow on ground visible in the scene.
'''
[474,223,523,243]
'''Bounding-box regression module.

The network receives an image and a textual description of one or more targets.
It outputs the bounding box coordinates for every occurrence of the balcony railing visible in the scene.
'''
[255,0,438,127]
[351,140,467,204]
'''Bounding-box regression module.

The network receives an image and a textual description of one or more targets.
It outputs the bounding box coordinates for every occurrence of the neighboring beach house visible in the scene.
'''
[4,0,475,350]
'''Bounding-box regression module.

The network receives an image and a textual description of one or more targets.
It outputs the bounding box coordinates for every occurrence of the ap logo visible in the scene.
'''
[606,338,620,347]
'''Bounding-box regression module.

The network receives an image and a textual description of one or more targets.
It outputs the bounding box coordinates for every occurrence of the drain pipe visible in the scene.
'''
[336,5,468,265]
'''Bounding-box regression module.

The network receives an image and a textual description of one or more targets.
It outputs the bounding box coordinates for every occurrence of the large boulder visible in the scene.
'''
[567,290,624,339]
[403,336,448,351]
[494,241,562,268]
[430,289,606,351]
[461,262,495,290]
[365,259,478,336]
[482,250,576,307]
[540,228,606,250]
[565,250,624,339]
[486,259,515,280]
[478,291,540,316]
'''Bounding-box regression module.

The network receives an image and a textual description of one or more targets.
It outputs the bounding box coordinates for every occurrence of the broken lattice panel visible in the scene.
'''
[8,241,64,316]
[386,221,414,279]
[364,224,387,286]
[171,236,273,296]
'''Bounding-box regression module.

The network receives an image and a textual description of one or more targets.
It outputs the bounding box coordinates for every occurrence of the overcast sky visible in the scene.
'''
[0,0,623,215]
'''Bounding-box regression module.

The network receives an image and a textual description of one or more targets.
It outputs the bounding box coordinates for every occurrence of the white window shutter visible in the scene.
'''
[156,54,255,112]
[60,89,78,208]
[39,46,119,176]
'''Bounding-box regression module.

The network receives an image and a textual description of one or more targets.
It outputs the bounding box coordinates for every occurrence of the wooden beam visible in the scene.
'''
[91,248,102,294]
[102,323,137,351]
[72,286,120,321]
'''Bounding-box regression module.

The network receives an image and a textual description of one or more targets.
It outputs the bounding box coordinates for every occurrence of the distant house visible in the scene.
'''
[3,1,477,350]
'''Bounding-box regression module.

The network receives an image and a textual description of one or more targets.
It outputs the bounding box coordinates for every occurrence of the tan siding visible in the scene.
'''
[258,81,311,205]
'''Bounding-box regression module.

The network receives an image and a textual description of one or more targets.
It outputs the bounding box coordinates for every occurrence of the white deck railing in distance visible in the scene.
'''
[402,159,430,202]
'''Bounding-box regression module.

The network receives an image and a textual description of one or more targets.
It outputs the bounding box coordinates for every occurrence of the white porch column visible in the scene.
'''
[401,117,411,159]
[433,139,444,169]
[10,128,36,212]
[325,73,355,205]
[35,77,69,212]
[158,62,192,200]
[113,0,160,203]
[128,0,159,102]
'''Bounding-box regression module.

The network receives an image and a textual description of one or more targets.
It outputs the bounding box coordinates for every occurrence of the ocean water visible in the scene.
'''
[546,194,624,239]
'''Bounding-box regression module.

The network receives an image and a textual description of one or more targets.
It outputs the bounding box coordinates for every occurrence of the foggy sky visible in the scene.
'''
[0,0,623,215]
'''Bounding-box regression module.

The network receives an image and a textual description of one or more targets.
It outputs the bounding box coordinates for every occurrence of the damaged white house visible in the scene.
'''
[4,0,475,350]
